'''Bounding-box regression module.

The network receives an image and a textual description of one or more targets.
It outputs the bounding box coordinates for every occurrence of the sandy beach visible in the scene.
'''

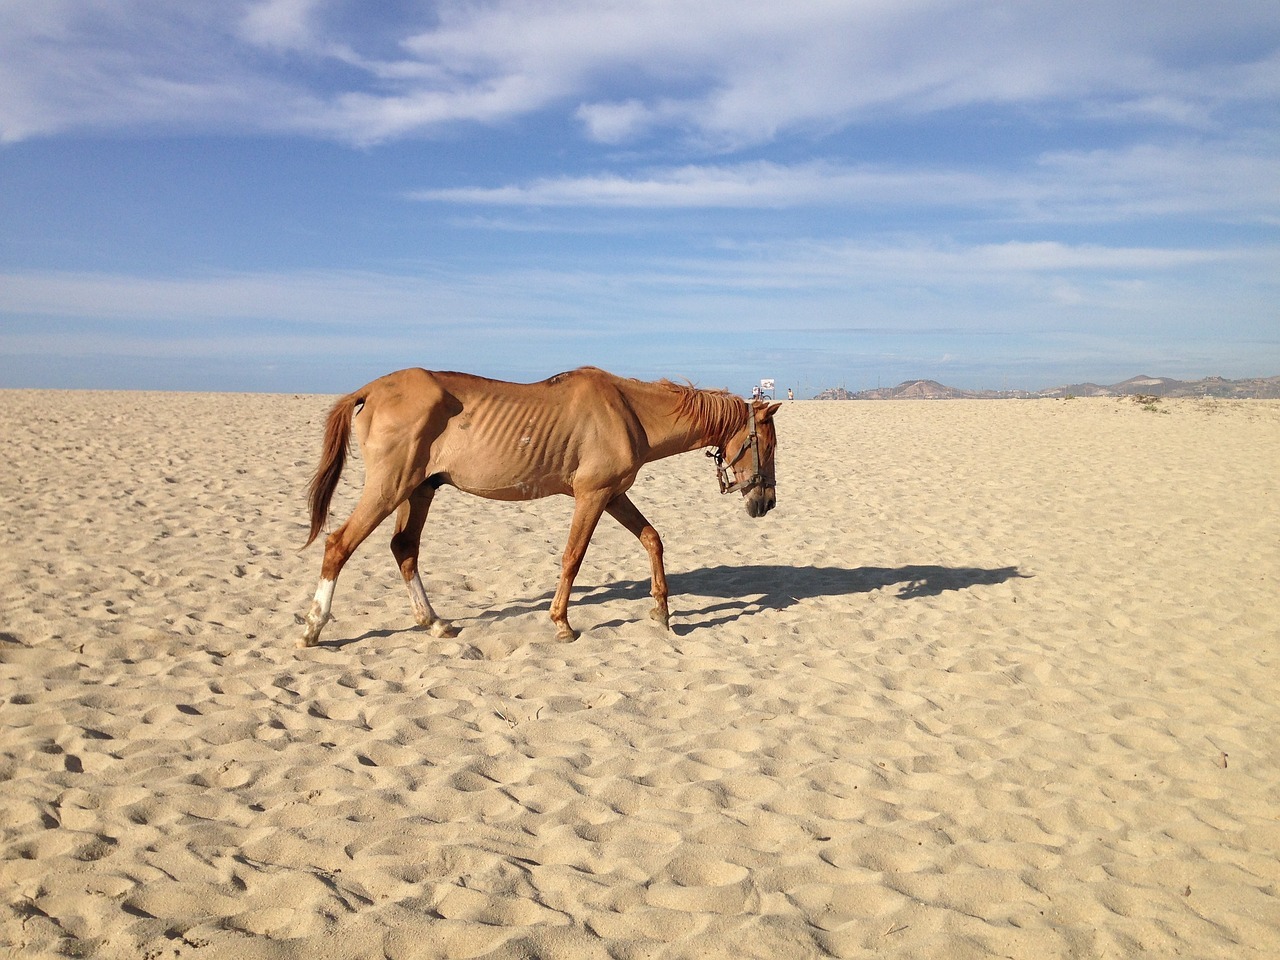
[2,388,1278,959]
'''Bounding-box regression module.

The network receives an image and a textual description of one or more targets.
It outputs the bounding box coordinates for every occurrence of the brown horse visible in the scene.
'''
[300,366,781,647]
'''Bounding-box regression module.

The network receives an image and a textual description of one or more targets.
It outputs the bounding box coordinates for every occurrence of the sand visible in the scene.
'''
[1,389,1278,959]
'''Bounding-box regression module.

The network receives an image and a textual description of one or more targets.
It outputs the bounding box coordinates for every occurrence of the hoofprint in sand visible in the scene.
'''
[1,390,1277,959]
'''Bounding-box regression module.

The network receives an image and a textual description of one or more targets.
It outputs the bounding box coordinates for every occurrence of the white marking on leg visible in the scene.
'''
[299,578,335,647]
[314,578,335,616]
[406,573,435,625]
[406,572,459,638]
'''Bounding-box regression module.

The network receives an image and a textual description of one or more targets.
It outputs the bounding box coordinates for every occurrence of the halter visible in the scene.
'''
[707,408,769,495]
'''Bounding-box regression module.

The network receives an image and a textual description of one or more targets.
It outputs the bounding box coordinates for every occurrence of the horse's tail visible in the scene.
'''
[304,389,365,547]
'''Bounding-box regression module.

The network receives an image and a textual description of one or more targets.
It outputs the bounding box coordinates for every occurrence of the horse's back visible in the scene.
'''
[418,367,641,499]
[431,365,617,400]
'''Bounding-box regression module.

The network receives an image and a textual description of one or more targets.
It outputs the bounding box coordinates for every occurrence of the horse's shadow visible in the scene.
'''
[320,564,1028,646]
[488,563,1029,635]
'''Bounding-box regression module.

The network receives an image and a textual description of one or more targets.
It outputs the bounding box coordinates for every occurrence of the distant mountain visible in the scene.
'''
[1039,374,1280,399]
[814,374,1280,400]
[819,379,1027,400]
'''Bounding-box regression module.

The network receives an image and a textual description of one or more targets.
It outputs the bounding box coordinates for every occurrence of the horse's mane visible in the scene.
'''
[657,379,748,447]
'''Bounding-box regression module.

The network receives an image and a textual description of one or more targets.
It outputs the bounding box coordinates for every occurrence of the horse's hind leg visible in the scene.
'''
[606,493,670,630]
[390,483,458,638]
[300,491,398,648]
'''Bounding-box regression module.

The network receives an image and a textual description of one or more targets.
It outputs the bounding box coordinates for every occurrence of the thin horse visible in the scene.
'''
[300,366,780,647]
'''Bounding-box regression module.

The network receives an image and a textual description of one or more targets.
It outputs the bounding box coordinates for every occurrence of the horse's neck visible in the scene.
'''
[625,381,740,461]
[648,414,710,460]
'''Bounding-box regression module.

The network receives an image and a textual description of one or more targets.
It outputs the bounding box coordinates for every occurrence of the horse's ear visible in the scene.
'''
[763,402,782,420]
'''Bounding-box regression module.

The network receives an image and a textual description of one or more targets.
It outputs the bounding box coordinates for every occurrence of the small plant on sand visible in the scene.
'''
[1130,393,1168,414]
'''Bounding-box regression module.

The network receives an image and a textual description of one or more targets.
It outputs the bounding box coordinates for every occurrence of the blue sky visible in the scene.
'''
[1,1,1277,395]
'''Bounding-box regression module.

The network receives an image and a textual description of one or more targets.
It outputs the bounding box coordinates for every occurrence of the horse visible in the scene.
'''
[299,366,781,648]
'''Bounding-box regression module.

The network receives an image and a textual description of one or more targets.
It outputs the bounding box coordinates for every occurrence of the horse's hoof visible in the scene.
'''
[649,607,670,630]
[298,607,331,648]
[429,619,459,638]
[298,621,322,648]
[555,627,579,643]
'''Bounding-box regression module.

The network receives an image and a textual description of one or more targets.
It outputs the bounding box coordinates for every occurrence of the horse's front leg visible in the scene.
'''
[391,484,458,639]
[549,491,611,641]
[606,493,669,630]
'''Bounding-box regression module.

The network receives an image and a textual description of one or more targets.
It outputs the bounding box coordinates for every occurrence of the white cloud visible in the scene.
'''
[1,1,1276,144]
[3,237,1275,390]
[415,160,1021,209]
[418,161,897,208]
[620,240,1261,301]
[239,0,324,51]
[0,241,1265,327]
[414,135,1280,224]
[575,99,659,144]
[0,2,306,141]
[0,269,462,325]
[1033,137,1280,222]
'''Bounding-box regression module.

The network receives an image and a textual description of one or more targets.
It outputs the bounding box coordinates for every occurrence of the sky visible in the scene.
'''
[1,1,1278,396]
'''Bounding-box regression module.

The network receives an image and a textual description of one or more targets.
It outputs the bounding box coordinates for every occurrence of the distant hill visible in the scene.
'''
[817,379,1028,400]
[814,374,1280,400]
[812,386,859,400]
[1038,374,1280,399]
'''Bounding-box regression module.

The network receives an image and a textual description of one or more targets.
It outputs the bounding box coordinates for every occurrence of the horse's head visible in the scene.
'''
[720,400,781,518]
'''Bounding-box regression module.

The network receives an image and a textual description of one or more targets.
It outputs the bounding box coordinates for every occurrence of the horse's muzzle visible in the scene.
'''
[745,487,776,518]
